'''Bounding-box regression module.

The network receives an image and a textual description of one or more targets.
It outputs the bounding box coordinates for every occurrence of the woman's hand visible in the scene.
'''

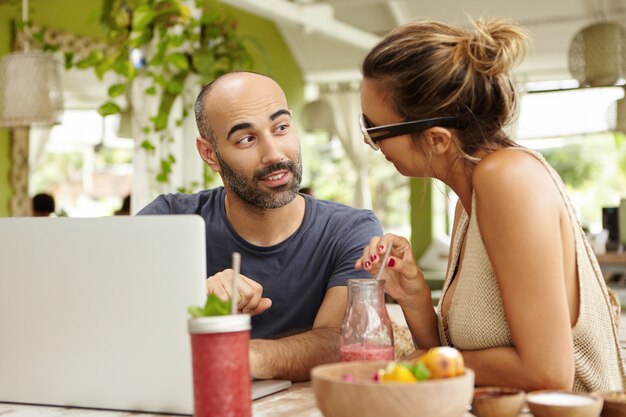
[355,233,427,307]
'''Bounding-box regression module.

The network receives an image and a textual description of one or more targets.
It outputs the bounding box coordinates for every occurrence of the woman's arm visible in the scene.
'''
[468,149,575,390]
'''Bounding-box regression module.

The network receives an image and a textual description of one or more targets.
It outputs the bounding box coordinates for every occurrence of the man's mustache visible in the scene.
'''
[254,161,295,181]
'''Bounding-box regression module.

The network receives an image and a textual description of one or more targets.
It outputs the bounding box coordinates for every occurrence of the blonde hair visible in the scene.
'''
[362,18,527,163]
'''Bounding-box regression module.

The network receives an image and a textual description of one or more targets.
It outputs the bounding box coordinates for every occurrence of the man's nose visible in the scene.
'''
[258,135,285,165]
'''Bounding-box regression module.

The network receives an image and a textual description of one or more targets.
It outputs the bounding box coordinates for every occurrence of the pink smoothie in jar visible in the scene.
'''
[340,343,394,361]
[188,314,251,417]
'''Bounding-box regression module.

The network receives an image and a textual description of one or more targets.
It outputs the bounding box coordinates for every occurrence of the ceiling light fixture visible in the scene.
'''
[0,0,63,128]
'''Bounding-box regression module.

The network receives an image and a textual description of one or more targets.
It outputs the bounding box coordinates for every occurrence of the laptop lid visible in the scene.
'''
[0,215,206,415]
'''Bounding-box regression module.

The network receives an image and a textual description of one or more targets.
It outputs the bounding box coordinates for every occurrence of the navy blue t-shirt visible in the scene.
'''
[138,187,383,339]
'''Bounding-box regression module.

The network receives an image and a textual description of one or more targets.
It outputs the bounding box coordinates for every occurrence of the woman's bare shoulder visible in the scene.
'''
[472,148,556,199]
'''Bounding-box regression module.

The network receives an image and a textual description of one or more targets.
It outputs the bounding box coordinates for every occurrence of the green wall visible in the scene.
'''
[0,4,14,216]
[215,3,304,113]
[410,178,433,261]
[0,0,303,217]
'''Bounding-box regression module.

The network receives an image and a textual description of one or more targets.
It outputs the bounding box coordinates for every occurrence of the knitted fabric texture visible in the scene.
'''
[436,148,626,393]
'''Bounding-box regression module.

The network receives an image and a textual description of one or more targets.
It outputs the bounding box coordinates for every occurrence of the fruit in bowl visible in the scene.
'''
[311,347,474,417]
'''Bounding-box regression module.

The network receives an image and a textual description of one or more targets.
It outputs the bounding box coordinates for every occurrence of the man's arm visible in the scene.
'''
[249,285,346,382]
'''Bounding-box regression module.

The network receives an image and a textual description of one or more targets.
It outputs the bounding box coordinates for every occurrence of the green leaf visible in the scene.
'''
[145,86,157,95]
[165,52,189,71]
[75,51,102,69]
[191,49,213,74]
[156,172,169,183]
[151,112,168,131]
[187,305,205,318]
[63,52,74,69]
[142,126,151,135]
[166,77,184,95]
[148,52,165,67]
[160,158,172,174]
[97,102,122,117]
[129,27,153,48]
[140,139,156,152]
[132,5,156,31]
[32,31,45,44]
[199,293,232,317]
[108,83,127,98]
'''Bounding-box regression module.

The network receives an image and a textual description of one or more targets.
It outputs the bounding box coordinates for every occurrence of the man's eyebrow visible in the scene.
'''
[270,109,291,121]
[226,109,290,141]
[227,122,253,141]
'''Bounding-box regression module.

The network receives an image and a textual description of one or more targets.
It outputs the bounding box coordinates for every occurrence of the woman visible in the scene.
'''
[356,18,626,392]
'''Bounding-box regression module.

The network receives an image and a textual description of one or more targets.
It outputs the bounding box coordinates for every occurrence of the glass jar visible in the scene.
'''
[339,278,394,361]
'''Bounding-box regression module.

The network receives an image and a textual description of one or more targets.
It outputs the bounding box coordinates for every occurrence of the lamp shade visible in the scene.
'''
[301,99,336,133]
[569,22,626,87]
[0,51,63,128]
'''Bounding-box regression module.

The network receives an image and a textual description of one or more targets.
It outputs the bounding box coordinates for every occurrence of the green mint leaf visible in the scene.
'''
[188,293,232,317]
[187,306,205,318]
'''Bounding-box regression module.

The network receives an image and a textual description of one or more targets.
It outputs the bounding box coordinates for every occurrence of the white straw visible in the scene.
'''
[375,244,392,281]
[231,252,241,315]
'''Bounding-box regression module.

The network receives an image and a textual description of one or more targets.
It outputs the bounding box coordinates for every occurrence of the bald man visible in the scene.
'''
[139,71,382,381]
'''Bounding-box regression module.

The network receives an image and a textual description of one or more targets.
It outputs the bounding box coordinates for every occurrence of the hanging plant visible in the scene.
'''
[39,0,253,191]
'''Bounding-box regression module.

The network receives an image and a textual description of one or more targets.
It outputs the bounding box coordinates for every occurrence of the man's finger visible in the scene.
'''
[248,297,272,316]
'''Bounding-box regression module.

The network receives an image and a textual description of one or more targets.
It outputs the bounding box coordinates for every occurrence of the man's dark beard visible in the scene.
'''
[216,152,303,209]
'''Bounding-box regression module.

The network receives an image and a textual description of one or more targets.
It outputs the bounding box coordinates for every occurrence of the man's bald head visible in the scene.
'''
[194,71,282,147]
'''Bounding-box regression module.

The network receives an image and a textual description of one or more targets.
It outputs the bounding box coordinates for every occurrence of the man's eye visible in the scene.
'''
[276,123,289,133]
[237,136,254,145]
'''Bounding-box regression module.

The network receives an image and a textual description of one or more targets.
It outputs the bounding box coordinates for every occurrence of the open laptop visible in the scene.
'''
[0,215,289,415]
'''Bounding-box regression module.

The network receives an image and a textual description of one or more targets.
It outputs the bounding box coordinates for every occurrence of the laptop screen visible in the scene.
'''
[0,216,206,415]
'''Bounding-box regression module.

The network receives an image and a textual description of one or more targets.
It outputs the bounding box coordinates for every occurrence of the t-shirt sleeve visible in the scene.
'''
[136,195,172,215]
[327,210,384,288]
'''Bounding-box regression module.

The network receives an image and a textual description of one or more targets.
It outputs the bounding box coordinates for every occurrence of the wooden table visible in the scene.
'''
[597,252,626,277]
[0,385,519,417]
[2,309,625,417]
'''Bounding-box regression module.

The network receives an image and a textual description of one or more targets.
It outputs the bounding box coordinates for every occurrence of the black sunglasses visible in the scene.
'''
[360,115,466,150]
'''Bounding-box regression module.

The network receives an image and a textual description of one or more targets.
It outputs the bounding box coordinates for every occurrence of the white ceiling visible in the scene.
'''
[220,0,626,85]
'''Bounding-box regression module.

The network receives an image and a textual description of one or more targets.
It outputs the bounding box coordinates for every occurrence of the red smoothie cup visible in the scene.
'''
[188,314,251,417]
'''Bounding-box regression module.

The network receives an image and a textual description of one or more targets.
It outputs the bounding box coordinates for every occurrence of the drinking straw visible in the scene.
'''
[231,252,241,315]
[375,244,392,281]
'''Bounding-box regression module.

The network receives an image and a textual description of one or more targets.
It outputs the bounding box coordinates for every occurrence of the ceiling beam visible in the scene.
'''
[387,0,409,26]
[219,0,381,50]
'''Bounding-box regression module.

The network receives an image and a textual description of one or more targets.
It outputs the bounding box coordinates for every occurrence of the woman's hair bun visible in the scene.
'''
[462,18,527,77]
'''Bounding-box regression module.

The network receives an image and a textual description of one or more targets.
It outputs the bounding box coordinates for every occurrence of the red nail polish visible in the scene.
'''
[371,254,377,261]
[378,245,385,253]
[388,258,395,267]
[365,261,371,268]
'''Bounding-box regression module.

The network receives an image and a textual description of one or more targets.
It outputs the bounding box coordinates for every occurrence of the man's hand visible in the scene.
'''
[206,269,272,315]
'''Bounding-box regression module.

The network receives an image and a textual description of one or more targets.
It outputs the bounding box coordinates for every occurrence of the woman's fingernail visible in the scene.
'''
[388,258,395,267]
[378,245,385,253]
[371,254,377,261]
[364,261,371,269]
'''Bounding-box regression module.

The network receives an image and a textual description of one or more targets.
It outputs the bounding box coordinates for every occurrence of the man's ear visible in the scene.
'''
[196,137,221,173]
[424,127,453,156]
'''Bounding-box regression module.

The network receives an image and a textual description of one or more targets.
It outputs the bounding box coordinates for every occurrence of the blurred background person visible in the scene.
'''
[114,195,131,216]
[32,193,56,217]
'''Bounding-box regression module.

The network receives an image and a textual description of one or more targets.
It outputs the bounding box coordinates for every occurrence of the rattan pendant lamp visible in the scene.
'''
[568,14,626,87]
[0,0,63,128]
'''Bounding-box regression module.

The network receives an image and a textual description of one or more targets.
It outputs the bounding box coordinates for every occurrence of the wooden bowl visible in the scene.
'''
[593,391,626,417]
[471,386,525,417]
[311,361,474,417]
[526,390,603,417]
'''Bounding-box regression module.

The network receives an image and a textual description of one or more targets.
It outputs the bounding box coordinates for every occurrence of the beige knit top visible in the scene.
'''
[437,148,626,393]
